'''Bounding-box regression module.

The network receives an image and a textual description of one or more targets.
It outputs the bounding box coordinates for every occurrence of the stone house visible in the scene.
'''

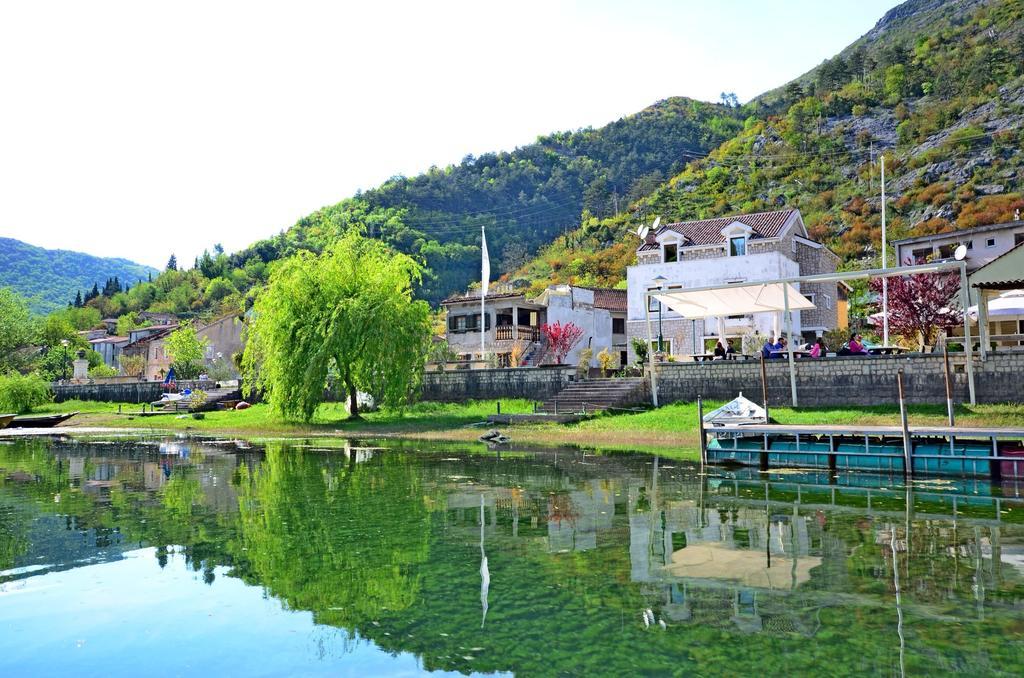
[89,335,130,369]
[119,315,245,381]
[121,325,178,381]
[894,219,1024,273]
[441,284,627,367]
[196,314,246,378]
[626,208,841,358]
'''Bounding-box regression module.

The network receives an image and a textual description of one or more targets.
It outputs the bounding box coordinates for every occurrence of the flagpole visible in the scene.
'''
[881,155,889,346]
[481,225,487,359]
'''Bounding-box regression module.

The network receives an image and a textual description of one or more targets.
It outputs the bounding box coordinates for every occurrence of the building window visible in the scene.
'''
[651,339,673,355]
[987,238,997,248]
[792,239,798,254]
[729,236,746,257]
[612,318,625,334]
[912,247,932,263]
[963,240,973,250]
[804,293,816,307]
[647,287,660,313]
[664,243,678,263]
[824,294,832,310]
[1015,232,1024,246]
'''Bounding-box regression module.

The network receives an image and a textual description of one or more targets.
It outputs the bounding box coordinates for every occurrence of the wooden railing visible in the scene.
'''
[495,325,540,341]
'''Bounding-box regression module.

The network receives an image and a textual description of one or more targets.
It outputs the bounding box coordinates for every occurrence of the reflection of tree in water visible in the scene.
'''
[5,438,1024,674]
[233,443,432,630]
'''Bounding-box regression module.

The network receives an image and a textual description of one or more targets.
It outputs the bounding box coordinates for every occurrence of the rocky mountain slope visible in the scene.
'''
[508,0,1024,296]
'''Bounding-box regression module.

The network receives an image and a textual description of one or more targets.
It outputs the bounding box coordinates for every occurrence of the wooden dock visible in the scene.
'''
[701,421,1024,480]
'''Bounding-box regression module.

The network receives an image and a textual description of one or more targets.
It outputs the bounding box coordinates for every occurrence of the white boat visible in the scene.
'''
[151,392,188,408]
[702,393,767,428]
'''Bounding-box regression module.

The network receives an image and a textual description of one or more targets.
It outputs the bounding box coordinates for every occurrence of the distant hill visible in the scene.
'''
[0,237,158,315]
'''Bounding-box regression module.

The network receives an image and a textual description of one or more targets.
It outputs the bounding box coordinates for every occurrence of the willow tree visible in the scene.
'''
[242,231,432,421]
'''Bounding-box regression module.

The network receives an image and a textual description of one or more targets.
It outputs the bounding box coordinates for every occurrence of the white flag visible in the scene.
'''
[481,226,490,297]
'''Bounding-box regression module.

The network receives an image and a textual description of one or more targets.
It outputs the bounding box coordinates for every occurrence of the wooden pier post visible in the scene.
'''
[897,369,913,477]
[759,353,770,422]
[942,344,955,426]
[697,396,707,466]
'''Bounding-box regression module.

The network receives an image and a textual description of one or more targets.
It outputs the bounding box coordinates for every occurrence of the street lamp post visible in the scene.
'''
[60,339,70,381]
[652,275,667,354]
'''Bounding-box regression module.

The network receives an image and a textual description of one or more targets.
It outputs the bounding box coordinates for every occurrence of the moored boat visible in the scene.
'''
[0,414,15,430]
[10,412,79,428]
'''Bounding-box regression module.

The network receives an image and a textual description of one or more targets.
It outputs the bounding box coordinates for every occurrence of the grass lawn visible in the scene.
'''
[32,397,1024,460]
[33,398,535,436]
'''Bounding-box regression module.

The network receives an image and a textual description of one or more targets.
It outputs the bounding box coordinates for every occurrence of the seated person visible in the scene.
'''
[713,340,727,359]
[772,337,787,358]
[809,337,826,358]
[726,339,737,356]
[848,333,868,354]
[838,333,868,356]
[761,336,777,359]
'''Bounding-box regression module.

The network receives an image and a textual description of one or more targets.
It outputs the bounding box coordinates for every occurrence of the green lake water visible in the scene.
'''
[1,434,1023,676]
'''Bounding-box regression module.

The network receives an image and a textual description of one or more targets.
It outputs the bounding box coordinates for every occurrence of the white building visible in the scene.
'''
[626,209,841,358]
[441,284,627,368]
[894,218,1024,273]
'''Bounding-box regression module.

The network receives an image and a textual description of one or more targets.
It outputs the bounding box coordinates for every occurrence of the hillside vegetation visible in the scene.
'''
[8,0,1023,330]
[509,0,1024,293]
[0,238,158,315]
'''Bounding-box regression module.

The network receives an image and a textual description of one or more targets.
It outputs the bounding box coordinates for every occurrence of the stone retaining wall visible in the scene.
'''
[419,351,1024,407]
[52,379,219,404]
[421,366,576,402]
[52,381,164,404]
[653,349,1023,406]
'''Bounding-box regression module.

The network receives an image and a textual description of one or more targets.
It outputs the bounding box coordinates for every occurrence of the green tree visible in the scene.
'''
[0,372,52,413]
[166,254,178,271]
[0,288,36,373]
[243,230,431,421]
[165,322,208,379]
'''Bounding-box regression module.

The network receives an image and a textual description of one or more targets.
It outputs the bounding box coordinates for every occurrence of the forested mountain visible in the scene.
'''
[509,0,1024,295]
[10,0,1022,329]
[228,97,743,305]
[0,238,158,315]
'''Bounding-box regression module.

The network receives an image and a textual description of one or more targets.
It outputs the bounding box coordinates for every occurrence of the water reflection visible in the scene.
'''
[1,435,1023,676]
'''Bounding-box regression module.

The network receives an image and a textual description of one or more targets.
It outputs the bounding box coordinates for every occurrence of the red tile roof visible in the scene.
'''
[639,209,798,250]
[582,287,627,312]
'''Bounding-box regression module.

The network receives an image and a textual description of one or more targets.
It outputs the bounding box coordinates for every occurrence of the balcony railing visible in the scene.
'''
[495,325,540,341]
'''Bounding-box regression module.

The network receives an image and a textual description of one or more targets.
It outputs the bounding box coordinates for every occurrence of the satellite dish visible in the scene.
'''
[636,224,645,237]
[954,244,968,261]
[639,226,650,240]
[652,216,661,231]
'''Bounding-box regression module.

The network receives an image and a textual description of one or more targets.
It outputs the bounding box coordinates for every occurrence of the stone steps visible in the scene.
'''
[538,378,647,414]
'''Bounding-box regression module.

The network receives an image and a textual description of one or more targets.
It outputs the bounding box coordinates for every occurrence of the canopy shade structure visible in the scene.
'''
[651,282,815,319]
[642,260,976,409]
[968,289,1024,320]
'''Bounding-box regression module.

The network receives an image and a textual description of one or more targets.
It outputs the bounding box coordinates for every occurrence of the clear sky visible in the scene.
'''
[0,0,900,269]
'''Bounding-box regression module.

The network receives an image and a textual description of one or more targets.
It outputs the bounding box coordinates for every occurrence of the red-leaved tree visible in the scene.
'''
[540,321,584,365]
[869,265,963,348]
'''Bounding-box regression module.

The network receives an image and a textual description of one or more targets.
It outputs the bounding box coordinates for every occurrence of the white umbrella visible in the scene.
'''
[968,289,1024,320]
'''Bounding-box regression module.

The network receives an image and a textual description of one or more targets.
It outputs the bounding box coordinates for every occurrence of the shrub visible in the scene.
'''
[597,347,617,376]
[576,348,593,378]
[852,104,868,116]
[119,354,146,377]
[89,364,118,378]
[0,372,53,414]
[630,337,649,366]
[188,389,208,411]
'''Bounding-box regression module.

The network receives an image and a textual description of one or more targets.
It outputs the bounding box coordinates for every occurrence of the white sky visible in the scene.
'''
[0,0,900,269]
